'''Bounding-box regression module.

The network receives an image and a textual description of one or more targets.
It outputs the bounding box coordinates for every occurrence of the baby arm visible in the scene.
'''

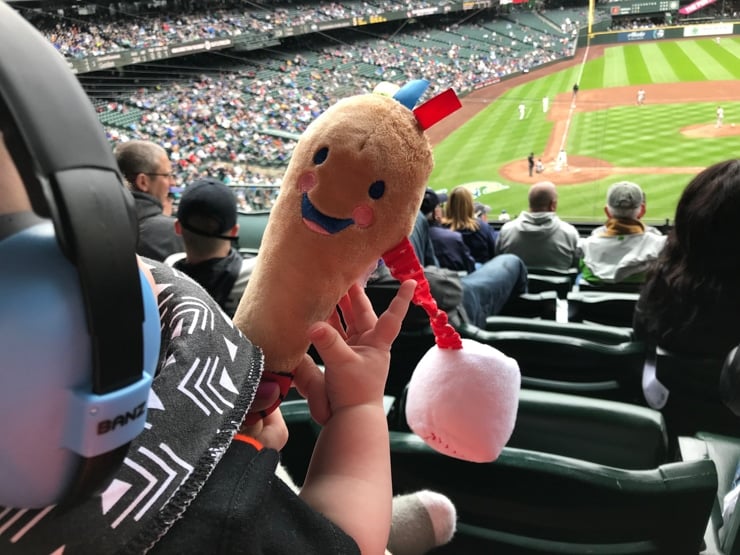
[294,280,415,555]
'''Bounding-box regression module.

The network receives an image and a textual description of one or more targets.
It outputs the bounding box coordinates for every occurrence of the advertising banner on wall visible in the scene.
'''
[617,28,667,42]
[682,22,734,36]
[679,0,717,15]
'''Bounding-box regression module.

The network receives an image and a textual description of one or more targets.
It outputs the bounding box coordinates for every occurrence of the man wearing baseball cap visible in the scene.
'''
[165,177,257,317]
[577,181,666,284]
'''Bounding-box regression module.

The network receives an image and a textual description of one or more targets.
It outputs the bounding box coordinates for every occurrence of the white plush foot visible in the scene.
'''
[387,490,457,555]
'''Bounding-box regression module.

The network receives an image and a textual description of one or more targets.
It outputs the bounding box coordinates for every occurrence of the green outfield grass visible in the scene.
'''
[430,38,740,223]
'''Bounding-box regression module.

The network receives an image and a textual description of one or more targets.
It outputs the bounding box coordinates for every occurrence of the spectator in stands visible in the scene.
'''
[445,186,497,266]
[474,202,492,222]
[409,209,439,268]
[633,160,740,358]
[496,180,580,272]
[408,192,528,327]
[422,188,476,273]
[577,181,665,284]
[165,177,256,318]
[115,139,184,261]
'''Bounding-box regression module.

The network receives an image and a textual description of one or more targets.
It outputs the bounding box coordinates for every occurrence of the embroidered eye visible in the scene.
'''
[368,180,385,200]
[313,147,329,165]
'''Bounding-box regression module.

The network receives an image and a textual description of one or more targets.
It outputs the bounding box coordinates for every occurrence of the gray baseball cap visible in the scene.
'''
[606,181,644,210]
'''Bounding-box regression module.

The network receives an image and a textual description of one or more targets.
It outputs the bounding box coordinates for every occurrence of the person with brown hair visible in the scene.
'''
[445,186,497,265]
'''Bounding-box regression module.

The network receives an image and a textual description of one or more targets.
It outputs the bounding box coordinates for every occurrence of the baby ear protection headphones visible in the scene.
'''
[0,2,160,508]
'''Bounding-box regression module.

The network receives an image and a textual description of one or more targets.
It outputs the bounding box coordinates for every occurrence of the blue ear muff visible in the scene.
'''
[0,223,160,508]
[0,4,161,508]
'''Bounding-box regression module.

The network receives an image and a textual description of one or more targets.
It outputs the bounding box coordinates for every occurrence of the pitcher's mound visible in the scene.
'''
[499,156,614,185]
[682,123,740,138]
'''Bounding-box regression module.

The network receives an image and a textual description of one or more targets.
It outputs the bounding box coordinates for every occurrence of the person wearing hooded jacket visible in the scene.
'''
[496,181,579,272]
[577,181,666,284]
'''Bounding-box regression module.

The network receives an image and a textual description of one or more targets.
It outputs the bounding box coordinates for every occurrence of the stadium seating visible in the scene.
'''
[364,281,645,402]
[236,209,270,255]
[392,385,669,469]
[285,385,670,470]
[457,323,646,403]
[526,272,575,299]
[497,290,559,320]
[484,315,634,344]
[653,347,740,440]
[509,388,669,469]
[388,433,716,555]
[578,280,644,294]
[567,291,640,328]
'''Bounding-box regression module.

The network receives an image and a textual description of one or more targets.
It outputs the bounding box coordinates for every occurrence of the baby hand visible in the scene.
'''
[294,280,415,423]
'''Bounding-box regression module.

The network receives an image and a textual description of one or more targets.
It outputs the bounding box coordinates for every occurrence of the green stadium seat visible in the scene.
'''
[484,316,634,344]
[498,291,558,320]
[392,385,669,469]
[281,398,703,553]
[527,273,574,299]
[389,433,716,555]
[363,285,647,402]
[654,348,740,441]
[457,323,647,403]
[567,291,640,328]
[578,280,644,294]
[510,388,669,469]
[236,210,270,252]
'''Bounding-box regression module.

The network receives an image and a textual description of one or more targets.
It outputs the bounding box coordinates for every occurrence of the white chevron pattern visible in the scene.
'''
[107,441,193,529]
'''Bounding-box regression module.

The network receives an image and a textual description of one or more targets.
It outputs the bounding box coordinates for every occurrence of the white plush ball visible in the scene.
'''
[405,339,521,462]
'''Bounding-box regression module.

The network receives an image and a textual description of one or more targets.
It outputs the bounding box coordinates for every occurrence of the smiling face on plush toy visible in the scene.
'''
[285,93,433,254]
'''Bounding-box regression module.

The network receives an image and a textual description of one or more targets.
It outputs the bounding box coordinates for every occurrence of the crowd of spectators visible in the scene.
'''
[19,0,457,59]
[16,2,575,206]
[24,8,572,200]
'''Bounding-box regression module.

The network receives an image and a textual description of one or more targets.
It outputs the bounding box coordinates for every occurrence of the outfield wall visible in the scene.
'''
[577,20,740,47]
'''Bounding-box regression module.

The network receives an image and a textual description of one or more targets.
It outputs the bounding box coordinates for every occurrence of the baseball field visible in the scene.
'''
[427,37,740,223]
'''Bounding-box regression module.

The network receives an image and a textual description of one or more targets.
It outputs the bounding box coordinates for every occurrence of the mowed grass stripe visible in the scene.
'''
[718,37,740,59]
[638,43,681,82]
[579,52,605,90]
[655,42,704,81]
[679,41,738,80]
[623,45,651,84]
[602,45,629,88]
[696,39,740,78]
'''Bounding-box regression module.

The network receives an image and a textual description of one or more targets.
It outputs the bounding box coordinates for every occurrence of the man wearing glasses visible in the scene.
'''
[115,139,184,261]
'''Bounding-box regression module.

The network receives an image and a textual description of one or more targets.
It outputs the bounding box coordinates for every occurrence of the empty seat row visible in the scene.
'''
[280,393,718,555]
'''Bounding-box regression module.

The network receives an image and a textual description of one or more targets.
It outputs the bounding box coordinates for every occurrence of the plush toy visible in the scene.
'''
[233,80,520,463]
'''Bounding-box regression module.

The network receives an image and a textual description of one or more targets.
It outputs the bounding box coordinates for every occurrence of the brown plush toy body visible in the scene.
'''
[234,82,520,464]
[234,86,436,418]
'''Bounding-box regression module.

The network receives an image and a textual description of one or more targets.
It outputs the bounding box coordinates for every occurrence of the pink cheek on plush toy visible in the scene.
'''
[298,172,316,193]
[352,205,374,228]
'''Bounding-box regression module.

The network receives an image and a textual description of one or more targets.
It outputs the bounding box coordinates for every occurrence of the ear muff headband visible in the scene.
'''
[0,3,160,507]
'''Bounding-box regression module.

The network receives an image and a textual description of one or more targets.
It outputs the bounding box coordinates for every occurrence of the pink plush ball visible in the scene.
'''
[405,339,521,463]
